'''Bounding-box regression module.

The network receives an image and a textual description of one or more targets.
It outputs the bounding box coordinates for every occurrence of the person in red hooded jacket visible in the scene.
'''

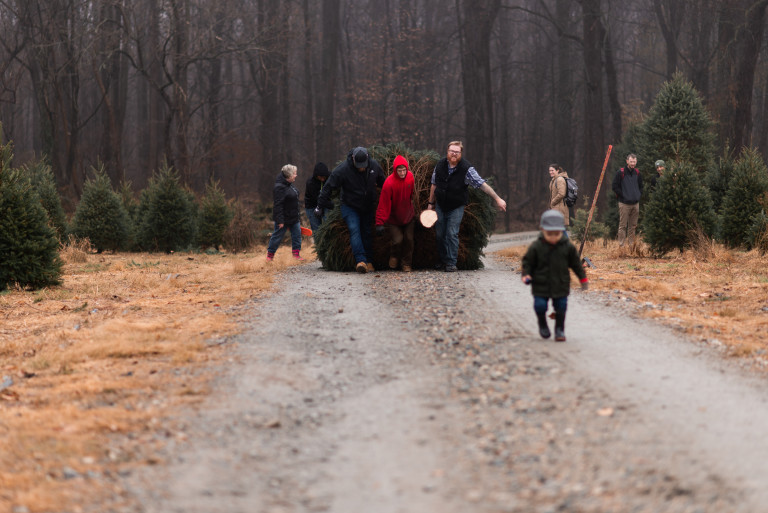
[375,155,416,272]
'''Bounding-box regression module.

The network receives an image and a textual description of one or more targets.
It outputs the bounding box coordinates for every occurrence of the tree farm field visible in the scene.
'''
[497,238,768,361]
[3,236,768,511]
[0,243,312,512]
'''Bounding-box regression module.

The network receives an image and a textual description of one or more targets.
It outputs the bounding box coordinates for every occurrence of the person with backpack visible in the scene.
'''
[611,153,644,247]
[548,164,571,230]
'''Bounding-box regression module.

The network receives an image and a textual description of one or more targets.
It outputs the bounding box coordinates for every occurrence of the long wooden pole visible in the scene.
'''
[578,144,613,258]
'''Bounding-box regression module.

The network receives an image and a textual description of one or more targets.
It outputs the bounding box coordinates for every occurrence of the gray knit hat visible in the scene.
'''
[540,209,566,231]
[655,160,665,168]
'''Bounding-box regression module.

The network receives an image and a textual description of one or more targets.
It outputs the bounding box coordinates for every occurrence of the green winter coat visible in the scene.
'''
[521,234,586,298]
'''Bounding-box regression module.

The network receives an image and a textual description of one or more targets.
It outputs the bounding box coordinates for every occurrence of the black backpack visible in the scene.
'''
[561,176,578,207]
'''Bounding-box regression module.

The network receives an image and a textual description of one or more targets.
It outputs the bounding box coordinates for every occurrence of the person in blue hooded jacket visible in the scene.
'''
[315,147,386,273]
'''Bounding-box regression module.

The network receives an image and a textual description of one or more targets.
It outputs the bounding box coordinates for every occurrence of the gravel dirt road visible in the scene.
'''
[126,234,768,513]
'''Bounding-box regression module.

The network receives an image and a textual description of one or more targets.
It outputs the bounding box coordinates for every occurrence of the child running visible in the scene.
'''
[521,209,588,341]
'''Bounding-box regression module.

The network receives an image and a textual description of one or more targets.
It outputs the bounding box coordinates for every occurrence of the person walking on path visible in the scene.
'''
[304,162,330,235]
[375,155,416,272]
[548,163,571,229]
[521,209,588,342]
[267,164,303,261]
[426,141,507,272]
[315,146,386,273]
[611,153,643,247]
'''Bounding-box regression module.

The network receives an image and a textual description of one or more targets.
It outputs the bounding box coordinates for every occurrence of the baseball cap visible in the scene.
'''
[540,209,566,231]
[352,147,369,169]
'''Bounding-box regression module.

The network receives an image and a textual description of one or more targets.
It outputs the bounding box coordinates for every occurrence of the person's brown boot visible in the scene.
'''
[402,265,412,272]
[356,262,367,273]
[388,256,398,269]
[366,262,375,273]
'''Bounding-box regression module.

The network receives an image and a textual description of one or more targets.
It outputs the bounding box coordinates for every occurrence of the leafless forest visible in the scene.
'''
[1,0,767,227]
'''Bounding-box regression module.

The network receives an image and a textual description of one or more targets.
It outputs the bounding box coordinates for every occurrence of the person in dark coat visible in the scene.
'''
[612,153,643,247]
[267,164,303,261]
[315,146,386,273]
[304,162,329,234]
[425,141,507,272]
[650,159,665,190]
[521,210,588,342]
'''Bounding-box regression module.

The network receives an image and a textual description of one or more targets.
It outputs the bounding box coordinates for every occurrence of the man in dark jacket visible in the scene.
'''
[425,141,507,272]
[305,162,329,234]
[611,153,643,247]
[315,147,386,273]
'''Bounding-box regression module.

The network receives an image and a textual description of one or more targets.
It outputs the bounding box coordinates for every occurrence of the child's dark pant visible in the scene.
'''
[533,296,567,315]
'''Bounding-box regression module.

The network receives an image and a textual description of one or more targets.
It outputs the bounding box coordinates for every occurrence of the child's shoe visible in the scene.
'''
[292,249,304,260]
[266,251,275,262]
[536,312,551,339]
[554,312,566,342]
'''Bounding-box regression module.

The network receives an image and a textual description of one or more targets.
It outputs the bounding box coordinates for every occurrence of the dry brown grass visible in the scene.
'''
[496,238,768,360]
[0,244,314,512]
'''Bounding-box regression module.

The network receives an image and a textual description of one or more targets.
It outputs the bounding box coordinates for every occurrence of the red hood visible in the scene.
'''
[392,155,410,177]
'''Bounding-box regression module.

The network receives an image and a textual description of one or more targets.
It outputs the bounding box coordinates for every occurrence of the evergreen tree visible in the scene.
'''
[69,166,132,252]
[198,178,232,250]
[570,204,610,245]
[118,180,139,250]
[641,162,716,256]
[636,73,716,174]
[0,142,62,290]
[705,147,735,214]
[136,163,198,252]
[223,200,260,252]
[746,202,768,254]
[720,147,768,248]
[21,159,67,239]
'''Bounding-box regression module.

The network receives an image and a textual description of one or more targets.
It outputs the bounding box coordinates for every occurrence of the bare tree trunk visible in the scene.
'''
[577,0,605,197]
[95,0,128,184]
[554,0,576,165]
[171,0,190,182]
[457,0,500,175]
[714,0,768,153]
[302,0,317,161]
[315,0,341,165]
[653,0,685,78]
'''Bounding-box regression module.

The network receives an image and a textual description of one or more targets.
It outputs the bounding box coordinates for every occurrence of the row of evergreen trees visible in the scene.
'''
[0,138,250,290]
[602,73,768,256]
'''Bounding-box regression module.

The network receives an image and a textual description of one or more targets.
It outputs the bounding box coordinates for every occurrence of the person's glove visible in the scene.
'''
[581,280,589,291]
[375,225,385,236]
[313,207,323,219]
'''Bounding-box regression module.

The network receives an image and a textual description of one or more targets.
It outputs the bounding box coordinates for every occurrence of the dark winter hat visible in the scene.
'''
[352,147,369,169]
[313,162,330,178]
[655,160,665,168]
[540,209,566,231]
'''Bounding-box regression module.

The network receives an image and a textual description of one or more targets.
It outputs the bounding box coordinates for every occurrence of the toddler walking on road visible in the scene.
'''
[521,210,588,341]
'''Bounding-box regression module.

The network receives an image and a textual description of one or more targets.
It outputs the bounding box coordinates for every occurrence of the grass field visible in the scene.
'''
[0,242,312,512]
